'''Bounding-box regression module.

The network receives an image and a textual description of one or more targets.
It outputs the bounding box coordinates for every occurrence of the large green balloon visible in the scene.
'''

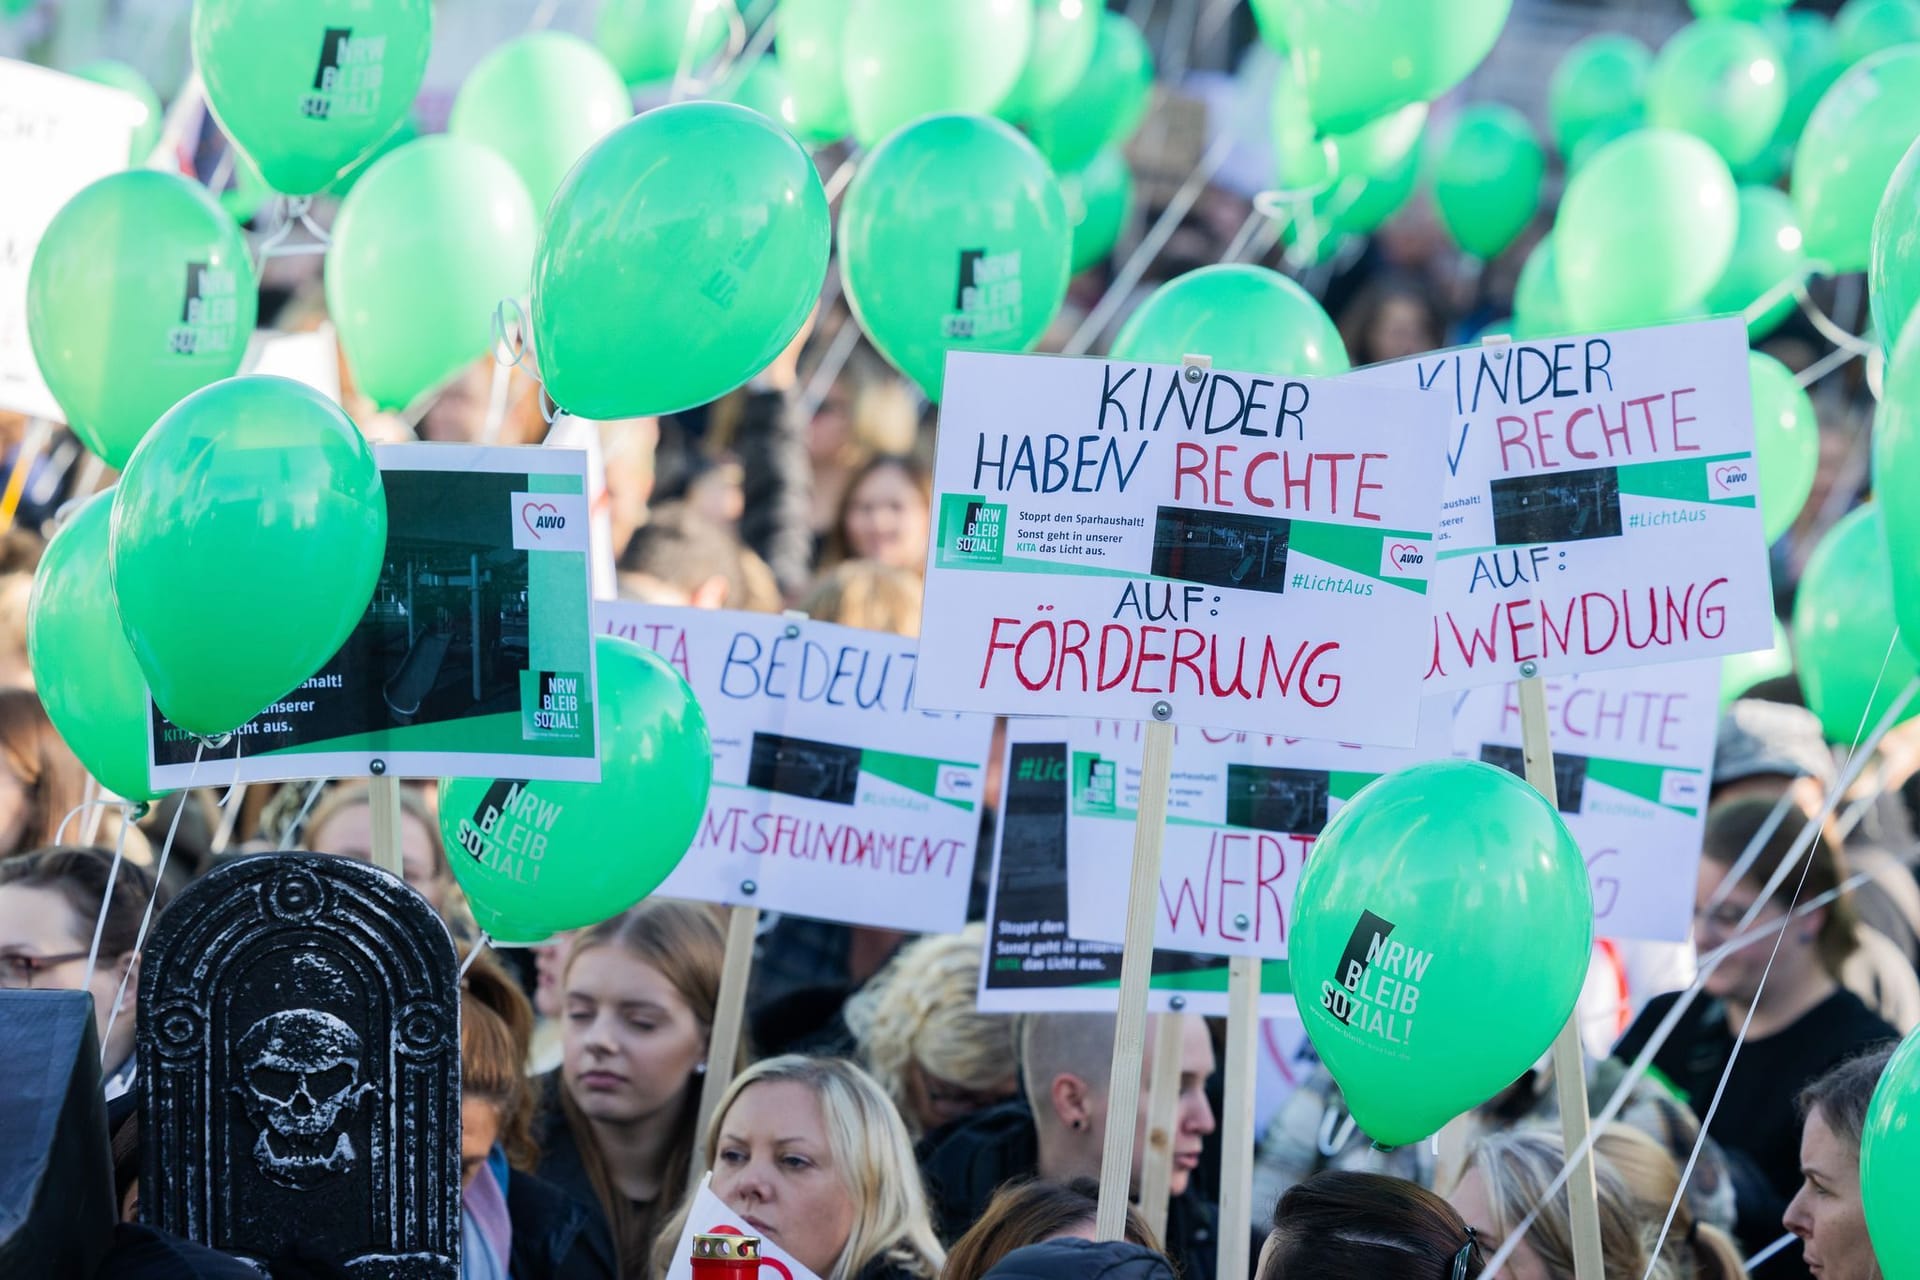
[1003,0,1099,120]
[1690,0,1789,16]
[1327,102,1427,180]
[27,171,258,470]
[440,635,711,941]
[1023,12,1153,173]
[1721,615,1794,709]
[1513,234,1570,338]
[596,0,730,86]
[839,113,1070,400]
[1872,138,1920,357]
[1251,0,1513,134]
[1062,147,1134,275]
[533,102,829,418]
[1555,128,1737,330]
[109,377,387,738]
[1548,34,1652,162]
[1648,18,1787,168]
[27,493,164,803]
[449,32,633,215]
[1863,1025,1920,1279]
[1874,315,1920,657]
[1705,186,1808,340]
[1750,352,1819,544]
[1793,504,1920,742]
[842,0,1033,147]
[1834,0,1920,66]
[1112,265,1348,376]
[777,0,852,140]
[327,137,538,413]
[1793,46,1920,274]
[1433,103,1543,260]
[1290,760,1593,1147]
[192,0,432,196]
[73,60,162,164]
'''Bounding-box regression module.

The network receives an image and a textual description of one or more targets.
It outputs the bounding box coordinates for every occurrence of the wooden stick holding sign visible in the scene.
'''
[1518,662,1604,1280]
[368,775,405,879]
[690,901,759,1191]
[1138,1009,1185,1241]
[1216,955,1261,1280]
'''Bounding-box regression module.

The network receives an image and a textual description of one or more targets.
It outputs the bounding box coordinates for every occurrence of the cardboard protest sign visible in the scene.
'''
[149,445,599,787]
[1447,659,1718,942]
[601,603,995,934]
[1345,319,1772,691]
[0,59,140,420]
[1064,706,1451,959]
[664,1178,822,1280]
[980,721,1294,1016]
[917,351,1446,746]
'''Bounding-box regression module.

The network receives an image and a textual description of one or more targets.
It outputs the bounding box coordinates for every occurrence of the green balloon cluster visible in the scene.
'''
[1871,137,1920,357]
[1513,235,1570,338]
[1002,0,1099,120]
[1433,104,1543,260]
[1793,45,1920,274]
[1834,0,1920,66]
[1703,186,1807,340]
[1061,148,1135,275]
[449,32,634,214]
[1647,18,1785,168]
[596,0,730,86]
[1761,11,1843,169]
[1025,12,1154,173]
[777,0,852,140]
[1749,352,1819,544]
[1548,34,1651,165]
[1792,504,1920,743]
[1112,265,1348,377]
[843,0,1032,146]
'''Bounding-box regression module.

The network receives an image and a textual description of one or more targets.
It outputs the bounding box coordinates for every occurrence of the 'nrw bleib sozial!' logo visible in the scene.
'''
[169,262,240,357]
[1320,910,1429,1047]
[941,248,1022,340]
[301,26,386,120]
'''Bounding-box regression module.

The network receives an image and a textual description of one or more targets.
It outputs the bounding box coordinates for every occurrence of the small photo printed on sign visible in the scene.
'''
[1479,744,1589,814]
[746,733,863,806]
[1706,458,1757,500]
[1150,507,1291,595]
[1490,469,1623,546]
[1225,764,1331,834]
[510,491,590,552]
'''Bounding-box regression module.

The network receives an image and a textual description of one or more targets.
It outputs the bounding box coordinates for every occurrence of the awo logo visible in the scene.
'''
[510,492,590,552]
[1708,459,1755,499]
[1379,539,1430,580]
[935,765,979,804]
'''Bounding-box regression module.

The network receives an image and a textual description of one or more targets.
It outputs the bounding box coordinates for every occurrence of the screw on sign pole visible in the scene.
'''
[1215,955,1261,1280]
[1518,659,1605,1280]
[691,893,760,1192]
[367,764,404,879]
[1095,353,1211,1241]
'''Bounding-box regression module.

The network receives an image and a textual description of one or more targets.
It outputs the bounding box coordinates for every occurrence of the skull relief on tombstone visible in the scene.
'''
[235,1009,374,1190]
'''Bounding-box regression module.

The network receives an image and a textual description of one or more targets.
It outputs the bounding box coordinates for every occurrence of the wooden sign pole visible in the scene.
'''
[368,775,405,879]
[1518,663,1604,1280]
[690,901,759,1190]
[1216,955,1261,1280]
[1138,1009,1185,1241]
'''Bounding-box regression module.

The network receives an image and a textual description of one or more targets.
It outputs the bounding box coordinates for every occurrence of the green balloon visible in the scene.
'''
[1863,1025,1920,1278]
[1433,103,1543,260]
[73,60,162,165]
[533,102,830,418]
[1062,147,1134,275]
[1764,11,1843,153]
[1871,137,1920,357]
[1549,34,1652,161]
[1648,18,1787,168]
[220,152,275,226]
[1270,61,1336,192]
[1793,504,1920,742]
[1290,760,1593,1147]
[1513,234,1570,338]
[1750,352,1819,543]
[1690,0,1790,16]
[449,32,633,215]
[1835,0,1920,65]
[439,635,711,941]
[1025,12,1153,173]
[777,0,852,140]
[27,493,165,802]
[722,57,802,135]
[1704,186,1808,340]
[192,0,432,196]
[1112,265,1349,376]
[840,113,1070,400]
[27,171,258,470]
[1721,614,1793,709]
[1251,0,1513,134]
[842,0,1033,147]
[109,377,387,738]
[327,137,538,413]
[1284,128,1424,264]
[1794,46,1920,274]
[1003,0,1099,120]
[1327,102,1427,179]
[596,0,730,86]
[1555,128,1738,330]
[1874,315,1920,656]
[328,112,418,197]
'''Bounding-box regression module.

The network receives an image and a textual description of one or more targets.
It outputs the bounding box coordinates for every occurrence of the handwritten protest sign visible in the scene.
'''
[664,1178,822,1280]
[0,59,140,420]
[1064,706,1451,959]
[601,604,996,934]
[917,351,1446,746]
[1345,319,1772,691]
[980,722,1294,1015]
[1448,659,1718,941]
[149,445,599,787]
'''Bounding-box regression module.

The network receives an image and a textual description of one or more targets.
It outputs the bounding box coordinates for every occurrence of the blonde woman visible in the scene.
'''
[845,925,1018,1139]
[652,1056,944,1280]
[1594,1125,1748,1280]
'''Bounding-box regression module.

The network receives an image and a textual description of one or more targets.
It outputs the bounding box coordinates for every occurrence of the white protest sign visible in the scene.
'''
[545,413,619,600]
[599,603,995,934]
[0,59,141,419]
[664,1178,822,1280]
[917,351,1447,746]
[1344,319,1772,691]
[1065,704,1452,959]
[241,326,343,405]
[1447,659,1719,941]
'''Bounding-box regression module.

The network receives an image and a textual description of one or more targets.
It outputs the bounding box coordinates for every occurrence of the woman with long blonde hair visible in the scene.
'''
[1594,1124,1748,1280]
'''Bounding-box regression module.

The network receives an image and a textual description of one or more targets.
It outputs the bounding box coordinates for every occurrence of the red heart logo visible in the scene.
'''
[1387,542,1417,570]
[1713,466,1739,490]
[522,501,559,538]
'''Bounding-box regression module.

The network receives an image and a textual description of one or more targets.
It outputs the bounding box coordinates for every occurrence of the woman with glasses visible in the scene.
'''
[1613,797,1897,1270]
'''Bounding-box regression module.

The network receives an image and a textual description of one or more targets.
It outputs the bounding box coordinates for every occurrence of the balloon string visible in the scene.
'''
[81,813,133,992]
[1745,1233,1798,1271]
[798,314,862,423]
[1795,342,1860,390]
[1795,281,1877,357]
[458,932,494,981]
[525,0,561,32]
[253,196,332,267]
[280,779,328,851]
[713,3,779,98]
[1702,785,1801,911]
[1740,267,1810,324]
[671,0,748,103]
[821,149,862,205]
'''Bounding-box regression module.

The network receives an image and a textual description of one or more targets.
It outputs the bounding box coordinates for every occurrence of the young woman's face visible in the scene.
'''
[0,884,133,1066]
[307,803,446,912]
[561,947,707,1125]
[1784,1106,1879,1280]
[1693,858,1798,1005]
[843,465,930,573]
[712,1080,857,1279]
[461,1097,502,1188]
[1449,1166,1550,1280]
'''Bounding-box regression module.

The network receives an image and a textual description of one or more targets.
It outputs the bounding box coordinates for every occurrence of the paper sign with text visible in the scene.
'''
[1065,704,1451,959]
[980,722,1294,1016]
[601,604,995,934]
[1345,319,1772,691]
[917,351,1447,746]
[1448,659,1719,941]
[0,59,141,419]
[149,445,600,787]
[664,1179,822,1280]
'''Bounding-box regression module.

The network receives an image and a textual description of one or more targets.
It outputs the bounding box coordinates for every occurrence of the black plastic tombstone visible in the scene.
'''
[0,990,116,1277]
[138,852,460,1276]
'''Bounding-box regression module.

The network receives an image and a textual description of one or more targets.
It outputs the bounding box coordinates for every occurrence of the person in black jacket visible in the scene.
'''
[980,1238,1179,1280]
[918,1012,1219,1280]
